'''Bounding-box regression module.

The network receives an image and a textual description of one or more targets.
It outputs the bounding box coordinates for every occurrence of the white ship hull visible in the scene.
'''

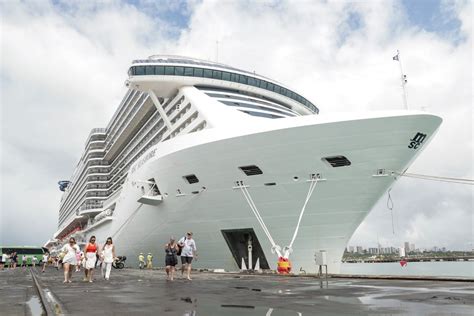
[79,111,441,273]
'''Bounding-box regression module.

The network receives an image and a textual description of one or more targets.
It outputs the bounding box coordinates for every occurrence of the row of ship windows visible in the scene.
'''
[61,95,183,212]
[62,95,193,217]
[129,65,319,114]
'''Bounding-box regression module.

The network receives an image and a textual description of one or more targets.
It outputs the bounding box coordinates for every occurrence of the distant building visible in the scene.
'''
[356,246,363,254]
[382,247,396,254]
[410,243,415,252]
[368,248,379,254]
[349,246,354,253]
[404,242,410,253]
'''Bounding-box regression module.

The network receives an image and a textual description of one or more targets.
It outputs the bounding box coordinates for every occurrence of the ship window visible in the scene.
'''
[239,165,263,176]
[230,73,239,82]
[259,81,267,89]
[183,174,199,184]
[239,75,247,84]
[184,67,194,76]
[175,67,184,76]
[194,68,203,77]
[145,66,154,75]
[248,77,256,86]
[135,66,145,75]
[165,66,174,75]
[322,156,351,167]
[212,70,222,79]
[274,86,281,93]
[156,66,165,75]
[203,69,213,78]
[222,72,231,81]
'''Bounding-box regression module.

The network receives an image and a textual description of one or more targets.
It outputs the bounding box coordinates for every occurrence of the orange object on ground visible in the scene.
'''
[277,257,292,274]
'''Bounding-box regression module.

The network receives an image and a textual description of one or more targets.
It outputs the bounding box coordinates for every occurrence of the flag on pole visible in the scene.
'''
[393,54,399,61]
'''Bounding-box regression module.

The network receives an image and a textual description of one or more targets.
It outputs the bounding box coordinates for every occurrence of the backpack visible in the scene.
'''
[177,236,186,256]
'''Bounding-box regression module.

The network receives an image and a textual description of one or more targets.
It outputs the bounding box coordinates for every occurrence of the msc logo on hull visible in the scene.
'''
[408,132,427,149]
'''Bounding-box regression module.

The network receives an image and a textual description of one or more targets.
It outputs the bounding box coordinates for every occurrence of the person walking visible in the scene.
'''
[84,236,99,283]
[0,252,6,270]
[178,232,197,281]
[21,255,28,269]
[11,252,18,269]
[146,253,153,269]
[75,251,82,272]
[138,253,145,269]
[165,237,179,281]
[102,237,116,280]
[32,256,38,268]
[42,252,49,273]
[61,237,79,283]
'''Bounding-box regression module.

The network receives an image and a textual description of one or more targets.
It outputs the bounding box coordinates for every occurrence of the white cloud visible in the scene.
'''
[1,0,472,250]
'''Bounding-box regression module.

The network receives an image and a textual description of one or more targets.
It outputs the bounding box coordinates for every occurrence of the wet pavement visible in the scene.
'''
[1,267,473,315]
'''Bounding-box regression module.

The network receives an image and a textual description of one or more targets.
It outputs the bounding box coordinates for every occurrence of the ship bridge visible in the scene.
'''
[127,55,319,116]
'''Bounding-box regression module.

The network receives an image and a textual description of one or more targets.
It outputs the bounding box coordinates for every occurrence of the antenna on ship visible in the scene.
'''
[393,50,408,110]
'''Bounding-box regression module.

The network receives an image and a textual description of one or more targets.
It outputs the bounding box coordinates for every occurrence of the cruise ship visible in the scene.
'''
[45,55,442,273]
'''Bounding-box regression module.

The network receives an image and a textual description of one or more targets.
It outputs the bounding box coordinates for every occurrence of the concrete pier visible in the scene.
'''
[1,267,473,315]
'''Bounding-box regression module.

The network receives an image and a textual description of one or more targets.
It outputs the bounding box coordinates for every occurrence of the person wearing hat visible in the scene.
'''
[146,252,153,269]
[138,253,145,269]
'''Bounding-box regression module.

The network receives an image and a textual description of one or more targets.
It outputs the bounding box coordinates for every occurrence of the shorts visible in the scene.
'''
[165,255,178,267]
[181,256,193,265]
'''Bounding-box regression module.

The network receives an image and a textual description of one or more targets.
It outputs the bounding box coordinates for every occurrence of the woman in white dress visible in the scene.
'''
[83,236,99,283]
[61,237,79,283]
[102,237,116,280]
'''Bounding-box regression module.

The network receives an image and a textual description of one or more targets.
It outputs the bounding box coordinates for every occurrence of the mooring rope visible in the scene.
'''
[283,176,319,258]
[237,181,282,257]
[237,176,320,260]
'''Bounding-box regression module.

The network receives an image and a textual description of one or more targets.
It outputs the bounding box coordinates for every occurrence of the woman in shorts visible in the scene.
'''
[61,237,79,283]
[165,237,179,281]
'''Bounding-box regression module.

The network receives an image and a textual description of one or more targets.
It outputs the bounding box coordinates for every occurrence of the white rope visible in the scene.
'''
[237,177,320,260]
[242,186,275,245]
[391,171,473,185]
[283,177,319,258]
[237,182,282,257]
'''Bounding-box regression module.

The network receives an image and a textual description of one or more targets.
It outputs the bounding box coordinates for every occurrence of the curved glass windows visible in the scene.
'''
[165,66,174,75]
[222,72,231,81]
[203,69,213,78]
[184,67,194,76]
[156,66,165,75]
[130,65,318,113]
[145,66,154,75]
[212,70,222,79]
[174,67,184,76]
[135,66,145,75]
[230,73,239,82]
[194,68,203,77]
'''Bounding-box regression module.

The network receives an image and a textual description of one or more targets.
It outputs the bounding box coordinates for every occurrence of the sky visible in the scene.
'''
[0,0,472,251]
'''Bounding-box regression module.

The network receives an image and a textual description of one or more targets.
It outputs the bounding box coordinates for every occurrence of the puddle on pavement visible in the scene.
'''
[26,296,45,316]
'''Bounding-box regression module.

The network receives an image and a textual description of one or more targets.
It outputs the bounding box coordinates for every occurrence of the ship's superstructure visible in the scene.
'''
[46,55,441,273]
